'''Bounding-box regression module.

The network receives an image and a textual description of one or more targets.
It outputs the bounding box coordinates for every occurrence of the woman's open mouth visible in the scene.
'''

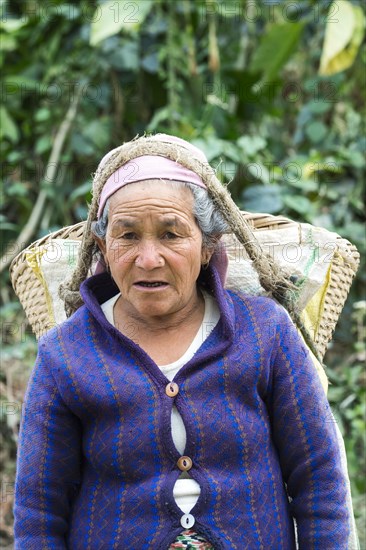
[134,281,169,290]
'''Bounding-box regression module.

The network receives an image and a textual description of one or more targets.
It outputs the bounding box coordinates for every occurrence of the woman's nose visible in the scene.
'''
[134,240,164,270]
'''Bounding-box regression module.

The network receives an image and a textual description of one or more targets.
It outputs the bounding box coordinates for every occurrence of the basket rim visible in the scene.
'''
[9,212,360,354]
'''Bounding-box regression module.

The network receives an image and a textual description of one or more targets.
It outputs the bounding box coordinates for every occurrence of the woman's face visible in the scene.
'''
[96,180,211,323]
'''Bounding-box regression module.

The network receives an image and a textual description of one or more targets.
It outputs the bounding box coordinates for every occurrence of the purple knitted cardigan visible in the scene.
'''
[14,266,350,549]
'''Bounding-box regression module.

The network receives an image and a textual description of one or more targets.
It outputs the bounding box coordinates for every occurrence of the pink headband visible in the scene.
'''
[97,135,207,218]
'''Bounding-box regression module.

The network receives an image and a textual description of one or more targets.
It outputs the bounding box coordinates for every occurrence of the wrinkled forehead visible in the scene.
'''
[108,179,195,214]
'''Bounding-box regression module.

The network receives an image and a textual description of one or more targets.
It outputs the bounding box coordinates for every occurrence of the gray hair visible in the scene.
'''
[91,180,229,249]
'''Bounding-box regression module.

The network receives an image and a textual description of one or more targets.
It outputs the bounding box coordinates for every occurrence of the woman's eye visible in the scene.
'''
[163,232,178,240]
[121,232,137,240]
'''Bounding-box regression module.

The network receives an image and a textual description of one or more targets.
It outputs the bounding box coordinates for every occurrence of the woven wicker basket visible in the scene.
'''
[10,212,359,359]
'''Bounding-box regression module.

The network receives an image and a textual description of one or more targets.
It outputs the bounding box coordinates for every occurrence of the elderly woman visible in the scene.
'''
[14,134,352,549]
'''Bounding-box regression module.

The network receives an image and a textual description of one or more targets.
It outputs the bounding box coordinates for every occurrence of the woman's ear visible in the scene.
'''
[93,234,107,258]
[201,248,212,267]
[201,234,221,266]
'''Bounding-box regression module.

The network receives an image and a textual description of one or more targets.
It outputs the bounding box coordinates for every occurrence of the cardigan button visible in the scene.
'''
[177,456,192,471]
[180,513,195,528]
[165,382,179,397]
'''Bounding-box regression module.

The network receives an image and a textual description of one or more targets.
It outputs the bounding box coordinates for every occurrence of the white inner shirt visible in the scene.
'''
[101,290,220,513]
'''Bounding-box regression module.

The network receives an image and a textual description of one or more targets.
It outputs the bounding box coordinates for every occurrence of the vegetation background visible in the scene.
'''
[0,0,365,546]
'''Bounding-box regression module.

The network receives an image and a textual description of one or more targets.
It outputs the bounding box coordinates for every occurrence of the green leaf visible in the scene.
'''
[242,185,283,214]
[69,181,92,203]
[0,106,19,142]
[190,137,222,162]
[237,135,266,157]
[287,179,318,192]
[4,76,41,94]
[305,121,328,143]
[90,0,153,46]
[35,108,51,122]
[0,221,17,231]
[109,40,139,70]
[35,135,52,154]
[83,118,112,150]
[141,52,159,73]
[7,151,22,162]
[0,33,17,51]
[249,22,304,82]
[70,134,94,156]
[0,18,28,32]
[283,195,313,216]
[319,1,366,75]
[6,182,29,197]
[191,137,241,163]
[306,100,332,114]
[341,150,365,169]
[247,163,270,184]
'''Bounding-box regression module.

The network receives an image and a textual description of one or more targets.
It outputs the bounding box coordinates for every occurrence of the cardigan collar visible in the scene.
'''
[80,264,235,344]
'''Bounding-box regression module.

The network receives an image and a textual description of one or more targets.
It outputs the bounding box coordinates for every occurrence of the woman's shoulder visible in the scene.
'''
[226,288,278,309]
[38,303,91,348]
[226,289,290,324]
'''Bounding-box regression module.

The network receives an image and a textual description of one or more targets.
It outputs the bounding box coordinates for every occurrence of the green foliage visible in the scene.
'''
[249,22,305,83]
[327,301,366,547]
[90,0,154,45]
[0,0,365,544]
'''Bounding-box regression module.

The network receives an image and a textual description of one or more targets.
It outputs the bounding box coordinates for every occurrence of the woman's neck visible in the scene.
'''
[112,290,205,364]
[114,289,204,333]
